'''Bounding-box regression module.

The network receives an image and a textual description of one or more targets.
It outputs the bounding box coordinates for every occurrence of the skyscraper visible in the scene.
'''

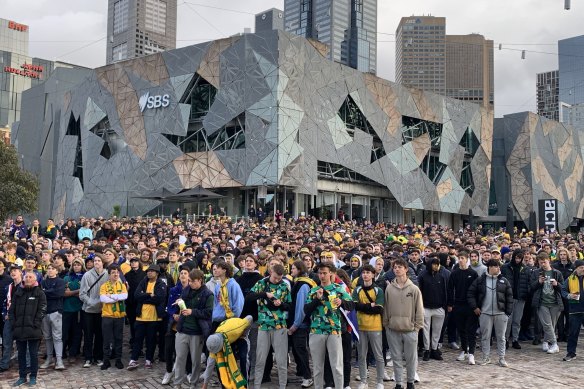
[536,70,559,121]
[106,0,177,65]
[396,16,446,95]
[283,0,377,74]
[558,35,584,126]
[396,16,494,107]
[255,8,284,32]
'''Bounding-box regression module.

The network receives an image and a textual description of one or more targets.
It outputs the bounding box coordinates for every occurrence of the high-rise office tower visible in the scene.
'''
[396,16,494,107]
[536,70,560,121]
[283,0,377,74]
[396,16,446,95]
[255,8,284,32]
[445,34,494,106]
[106,0,177,64]
[558,35,584,126]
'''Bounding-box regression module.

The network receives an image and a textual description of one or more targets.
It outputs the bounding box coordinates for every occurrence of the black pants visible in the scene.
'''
[557,298,570,341]
[17,340,39,379]
[290,327,311,379]
[126,303,137,348]
[132,321,158,362]
[453,306,478,354]
[102,317,124,361]
[62,311,83,358]
[165,329,176,373]
[157,317,168,360]
[83,312,103,361]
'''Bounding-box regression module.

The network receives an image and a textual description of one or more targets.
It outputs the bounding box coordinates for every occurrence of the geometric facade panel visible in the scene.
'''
[15,30,494,219]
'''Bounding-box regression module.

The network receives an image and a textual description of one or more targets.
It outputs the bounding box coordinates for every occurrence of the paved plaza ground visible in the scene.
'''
[0,334,581,389]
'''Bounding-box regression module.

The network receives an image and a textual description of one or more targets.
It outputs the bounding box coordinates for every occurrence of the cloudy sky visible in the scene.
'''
[1,0,582,117]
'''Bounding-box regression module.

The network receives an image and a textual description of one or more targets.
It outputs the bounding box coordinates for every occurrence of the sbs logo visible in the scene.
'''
[139,91,170,112]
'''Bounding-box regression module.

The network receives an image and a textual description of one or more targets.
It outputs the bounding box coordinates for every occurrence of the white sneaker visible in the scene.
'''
[40,358,54,369]
[547,343,560,354]
[414,372,420,382]
[376,384,384,389]
[542,342,549,352]
[355,375,361,381]
[498,358,508,367]
[301,378,314,388]
[383,371,391,381]
[187,374,192,384]
[357,384,367,389]
[344,386,351,389]
[449,342,461,350]
[456,351,467,361]
[468,354,476,365]
[162,371,173,385]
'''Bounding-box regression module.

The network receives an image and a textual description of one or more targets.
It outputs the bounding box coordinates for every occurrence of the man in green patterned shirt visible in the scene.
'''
[248,264,291,389]
[304,262,355,389]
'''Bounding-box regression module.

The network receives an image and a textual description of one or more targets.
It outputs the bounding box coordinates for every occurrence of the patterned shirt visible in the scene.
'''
[306,283,352,335]
[251,277,291,331]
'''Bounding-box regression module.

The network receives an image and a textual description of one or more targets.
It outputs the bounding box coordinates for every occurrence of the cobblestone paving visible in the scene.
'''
[0,337,581,389]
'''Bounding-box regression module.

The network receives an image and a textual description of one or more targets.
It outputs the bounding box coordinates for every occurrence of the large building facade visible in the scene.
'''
[0,18,82,128]
[14,30,492,225]
[396,16,494,107]
[536,70,560,121]
[284,0,377,74]
[489,112,584,230]
[558,35,584,130]
[106,0,177,64]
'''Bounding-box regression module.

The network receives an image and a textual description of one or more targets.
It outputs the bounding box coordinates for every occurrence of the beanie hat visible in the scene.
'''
[500,246,511,256]
[574,259,584,269]
[206,334,223,354]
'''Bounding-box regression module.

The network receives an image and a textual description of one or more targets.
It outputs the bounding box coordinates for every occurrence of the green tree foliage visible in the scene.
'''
[0,142,39,222]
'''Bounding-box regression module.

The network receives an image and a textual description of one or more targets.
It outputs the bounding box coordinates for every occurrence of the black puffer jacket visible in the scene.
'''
[501,261,530,300]
[467,273,513,316]
[9,285,47,340]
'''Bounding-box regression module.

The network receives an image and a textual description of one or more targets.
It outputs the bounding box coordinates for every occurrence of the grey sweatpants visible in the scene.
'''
[254,328,288,389]
[173,332,203,386]
[42,312,63,359]
[538,305,561,344]
[386,329,418,386]
[423,307,445,350]
[309,333,343,389]
[505,299,525,342]
[358,331,384,384]
[479,314,508,359]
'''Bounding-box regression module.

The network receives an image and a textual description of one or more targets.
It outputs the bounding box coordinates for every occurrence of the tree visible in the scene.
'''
[0,142,39,222]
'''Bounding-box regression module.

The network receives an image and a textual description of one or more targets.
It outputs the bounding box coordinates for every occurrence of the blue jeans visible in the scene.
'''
[17,339,39,379]
[0,318,13,369]
[567,313,584,355]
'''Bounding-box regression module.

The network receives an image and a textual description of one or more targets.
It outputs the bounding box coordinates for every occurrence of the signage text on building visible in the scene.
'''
[3,63,44,79]
[139,91,170,112]
[8,21,28,32]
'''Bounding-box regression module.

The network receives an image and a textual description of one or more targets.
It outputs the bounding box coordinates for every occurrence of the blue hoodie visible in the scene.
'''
[212,278,244,322]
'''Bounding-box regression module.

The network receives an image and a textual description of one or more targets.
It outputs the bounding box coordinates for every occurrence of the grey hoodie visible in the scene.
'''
[481,273,504,315]
[79,268,107,313]
[471,262,487,277]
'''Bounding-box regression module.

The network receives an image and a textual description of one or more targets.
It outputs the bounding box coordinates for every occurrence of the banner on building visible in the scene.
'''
[538,199,558,232]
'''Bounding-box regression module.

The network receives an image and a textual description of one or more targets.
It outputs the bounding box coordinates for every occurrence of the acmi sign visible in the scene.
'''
[139,91,170,112]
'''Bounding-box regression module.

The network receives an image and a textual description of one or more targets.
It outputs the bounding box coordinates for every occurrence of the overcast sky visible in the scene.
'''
[1,0,582,117]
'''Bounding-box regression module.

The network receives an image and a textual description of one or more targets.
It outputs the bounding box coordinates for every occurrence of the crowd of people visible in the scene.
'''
[0,213,583,389]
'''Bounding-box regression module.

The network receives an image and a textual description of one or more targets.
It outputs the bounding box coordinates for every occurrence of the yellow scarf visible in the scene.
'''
[295,276,317,289]
[219,279,234,319]
[212,334,247,389]
[568,273,581,295]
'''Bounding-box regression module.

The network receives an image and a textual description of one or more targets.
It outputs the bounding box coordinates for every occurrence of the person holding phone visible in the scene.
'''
[529,251,564,355]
